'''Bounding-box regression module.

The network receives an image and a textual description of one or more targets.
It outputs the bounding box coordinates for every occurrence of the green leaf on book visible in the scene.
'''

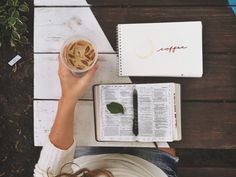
[106,102,124,114]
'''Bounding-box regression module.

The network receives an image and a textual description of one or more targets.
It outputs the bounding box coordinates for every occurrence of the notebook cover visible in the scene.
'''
[117,21,203,77]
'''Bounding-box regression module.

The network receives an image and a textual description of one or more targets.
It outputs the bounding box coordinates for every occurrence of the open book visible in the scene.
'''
[93,83,182,142]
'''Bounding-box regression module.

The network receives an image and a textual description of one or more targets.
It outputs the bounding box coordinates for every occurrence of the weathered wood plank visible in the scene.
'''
[91,7,236,53]
[34,0,89,6]
[178,167,236,177]
[34,54,131,99]
[34,54,236,100]
[34,100,169,148]
[87,0,234,6]
[132,54,236,100]
[34,100,236,148]
[34,7,114,53]
[171,102,236,149]
[34,7,236,53]
[34,0,236,6]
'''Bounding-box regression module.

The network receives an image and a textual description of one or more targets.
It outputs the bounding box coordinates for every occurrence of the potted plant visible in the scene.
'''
[0,0,29,48]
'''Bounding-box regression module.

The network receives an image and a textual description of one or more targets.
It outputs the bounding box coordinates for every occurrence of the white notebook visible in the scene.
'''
[117,21,203,77]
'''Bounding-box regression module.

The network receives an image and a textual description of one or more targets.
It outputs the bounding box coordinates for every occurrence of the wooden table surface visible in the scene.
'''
[1,1,236,177]
[88,1,236,149]
[33,0,236,149]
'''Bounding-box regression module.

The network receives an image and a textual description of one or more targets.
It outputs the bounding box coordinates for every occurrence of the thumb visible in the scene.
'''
[80,63,99,82]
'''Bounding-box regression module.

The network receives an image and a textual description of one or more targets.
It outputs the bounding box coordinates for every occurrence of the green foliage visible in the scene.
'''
[0,0,29,47]
[106,102,125,114]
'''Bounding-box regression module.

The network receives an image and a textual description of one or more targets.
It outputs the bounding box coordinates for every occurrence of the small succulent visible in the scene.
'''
[0,0,29,47]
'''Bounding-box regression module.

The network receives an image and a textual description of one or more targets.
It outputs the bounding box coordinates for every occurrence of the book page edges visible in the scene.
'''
[94,85,102,141]
[174,84,182,141]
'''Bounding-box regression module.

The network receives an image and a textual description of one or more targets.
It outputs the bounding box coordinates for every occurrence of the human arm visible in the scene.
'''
[34,56,98,176]
[49,57,98,149]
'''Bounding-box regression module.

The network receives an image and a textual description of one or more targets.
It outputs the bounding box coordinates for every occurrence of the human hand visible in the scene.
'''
[58,55,98,103]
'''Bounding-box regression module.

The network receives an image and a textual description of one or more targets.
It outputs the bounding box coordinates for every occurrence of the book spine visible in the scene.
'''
[116,24,123,76]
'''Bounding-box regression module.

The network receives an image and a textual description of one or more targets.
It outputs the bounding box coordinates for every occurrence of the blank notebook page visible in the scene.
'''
[117,21,203,77]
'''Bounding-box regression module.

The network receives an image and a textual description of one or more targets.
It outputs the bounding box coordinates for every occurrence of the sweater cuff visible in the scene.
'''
[36,137,76,176]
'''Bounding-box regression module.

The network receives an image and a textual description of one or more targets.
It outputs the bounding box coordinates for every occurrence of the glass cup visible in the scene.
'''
[60,35,98,74]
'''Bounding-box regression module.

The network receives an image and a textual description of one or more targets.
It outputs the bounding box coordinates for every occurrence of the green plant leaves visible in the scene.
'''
[7,0,20,6]
[7,0,14,6]
[12,30,20,40]
[19,4,29,12]
[0,16,5,24]
[12,10,20,18]
[21,16,28,22]
[0,0,29,46]
[8,7,15,14]
[106,102,125,114]
[16,18,23,25]
[8,16,16,26]
[14,0,18,6]
[0,8,5,14]
[20,35,28,43]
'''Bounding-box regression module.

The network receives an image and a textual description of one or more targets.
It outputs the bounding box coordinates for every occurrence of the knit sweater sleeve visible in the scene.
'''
[33,137,76,177]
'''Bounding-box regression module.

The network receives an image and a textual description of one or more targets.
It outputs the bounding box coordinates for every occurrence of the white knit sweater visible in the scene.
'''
[34,138,167,177]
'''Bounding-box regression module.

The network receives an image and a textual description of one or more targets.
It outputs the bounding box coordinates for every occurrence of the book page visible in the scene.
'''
[98,83,174,142]
[99,85,136,141]
[136,84,174,142]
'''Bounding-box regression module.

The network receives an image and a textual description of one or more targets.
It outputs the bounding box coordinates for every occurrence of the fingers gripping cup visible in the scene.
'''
[60,36,98,74]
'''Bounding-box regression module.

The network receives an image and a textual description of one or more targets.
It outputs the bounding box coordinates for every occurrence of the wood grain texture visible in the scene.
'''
[171,102,236,149]
[34,54,236,101]
[87,0,234,6]
[33,2,236,150]
[178,167,236,177]
[91,7,236,53]
[34,7,114,53]
[34,0,236,6]
[34,100,166,148]
[34,0,89,6]
[34,100,236,148]
[34,54,131,99]
[132,54,236,100]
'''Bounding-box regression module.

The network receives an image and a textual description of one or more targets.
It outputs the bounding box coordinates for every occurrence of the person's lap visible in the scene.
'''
[75,147,178,177]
